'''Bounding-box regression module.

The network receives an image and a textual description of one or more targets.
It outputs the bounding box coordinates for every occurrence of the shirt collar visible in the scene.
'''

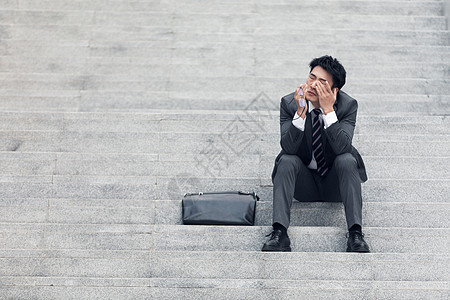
[308,101,324,114]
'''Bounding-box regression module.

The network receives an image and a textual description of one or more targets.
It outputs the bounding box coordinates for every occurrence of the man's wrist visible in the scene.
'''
[292,112,306,130]
[322,108,334,115]
[296,104,307,118]
[322,110,338,129]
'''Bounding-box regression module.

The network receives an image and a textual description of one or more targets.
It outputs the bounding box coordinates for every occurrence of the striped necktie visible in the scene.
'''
[312,109,329,176]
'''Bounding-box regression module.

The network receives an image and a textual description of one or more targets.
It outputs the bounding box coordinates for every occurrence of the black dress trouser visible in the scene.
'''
[272,152,363,229]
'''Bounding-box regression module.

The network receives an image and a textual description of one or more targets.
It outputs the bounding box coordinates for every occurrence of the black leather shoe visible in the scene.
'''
[346,231,370,253]
[261,229,291,252]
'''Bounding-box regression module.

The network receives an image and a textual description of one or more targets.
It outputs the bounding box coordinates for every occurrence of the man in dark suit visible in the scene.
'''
[262,55,370,252]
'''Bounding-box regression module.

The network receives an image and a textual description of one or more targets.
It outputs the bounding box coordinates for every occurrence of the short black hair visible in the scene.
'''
[309,55,346,90]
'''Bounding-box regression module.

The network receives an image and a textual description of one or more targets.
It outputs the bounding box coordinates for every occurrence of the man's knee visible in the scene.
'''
[333,153,357,173]
[277,154,302,173]
[279,154,301,166]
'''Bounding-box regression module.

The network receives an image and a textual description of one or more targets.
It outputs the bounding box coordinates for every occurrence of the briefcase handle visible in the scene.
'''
[184,191,259,201]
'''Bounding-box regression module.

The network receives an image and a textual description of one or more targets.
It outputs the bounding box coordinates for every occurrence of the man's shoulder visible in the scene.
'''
[337,90,357,105]
[281,92,296,104]
[280,92,297,115]
[336,90,358,114]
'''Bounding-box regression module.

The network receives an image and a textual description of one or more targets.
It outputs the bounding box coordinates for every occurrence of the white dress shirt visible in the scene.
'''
[291,102,338,170]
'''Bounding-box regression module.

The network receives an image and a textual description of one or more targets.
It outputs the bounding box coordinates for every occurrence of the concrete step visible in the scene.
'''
[3,45,449,67]
[0,96,80,112]
[155,176,450,203]
[1,123,448,151]
[1,174,447,202]
[0,93,448,115]
[1,197,448,228]
[3,24,448,43]
[0,150,447,180]
[4,43,448,69]
[252,15,447,32]
[0,75,448,95]
[1,0,448,297]
[172,31,450,46]
[0,181,157,201]
[0,10,96,26]
[186,155,450,180]
[3,65,448,88]
[0,111,448,132]
[159,200,450,228]
[2,56,450,79]
[2,10,446,31]
[158,225,449,253]
[152,132,450,157]
[1,87,446,107]
[0,124,440,144]
[156,115,449,135]
[0,249,447,282]
[254,1,445,17]
[2,24,449,45]
[2,133,448,157]
[1,0,445,15]
[8,131,443,156]
[0,94,448,115]
[2,63,449,86]
[0,176,448,203]
[0,279,448,300]
[1,223,449,254]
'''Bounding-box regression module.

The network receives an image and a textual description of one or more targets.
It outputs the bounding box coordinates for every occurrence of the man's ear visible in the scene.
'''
[333,87,339,95]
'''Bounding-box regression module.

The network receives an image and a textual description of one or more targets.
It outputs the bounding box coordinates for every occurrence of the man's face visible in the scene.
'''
[305,66,335,104]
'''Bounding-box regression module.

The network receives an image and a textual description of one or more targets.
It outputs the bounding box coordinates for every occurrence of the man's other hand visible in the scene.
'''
[316,80,338,115]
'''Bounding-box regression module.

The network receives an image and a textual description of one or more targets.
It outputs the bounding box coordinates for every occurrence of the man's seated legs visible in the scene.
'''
[272,154,318,229]
[263,153,369,252]
[331,153,369,252]
[332,153,362,229]
[262,154,317,252]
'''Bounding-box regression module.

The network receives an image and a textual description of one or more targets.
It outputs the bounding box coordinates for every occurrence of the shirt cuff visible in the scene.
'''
[323,111,338,129]
[292,112,305,131]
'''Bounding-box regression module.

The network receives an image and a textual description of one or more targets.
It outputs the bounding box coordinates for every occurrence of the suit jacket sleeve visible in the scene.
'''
[323,97,358,155]
[279,93,304,154]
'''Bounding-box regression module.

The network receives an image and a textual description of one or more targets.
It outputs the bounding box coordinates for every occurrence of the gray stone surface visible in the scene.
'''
[145,251,450,281]
[0,257,151,278]
[0,282,448,300]
[154,199,450,228]
[51,182,156,200]
[151,225,450,254]
[1,0,449,298]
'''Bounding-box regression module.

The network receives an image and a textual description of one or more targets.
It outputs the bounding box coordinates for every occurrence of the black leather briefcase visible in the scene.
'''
[182,191,259,225]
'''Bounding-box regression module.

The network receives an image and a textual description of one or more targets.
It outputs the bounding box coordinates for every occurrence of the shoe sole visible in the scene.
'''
[261,245,292,252]
[346,247,370,253]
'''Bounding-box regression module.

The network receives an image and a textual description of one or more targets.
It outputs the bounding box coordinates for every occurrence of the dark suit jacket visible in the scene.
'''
[272,90,367,183]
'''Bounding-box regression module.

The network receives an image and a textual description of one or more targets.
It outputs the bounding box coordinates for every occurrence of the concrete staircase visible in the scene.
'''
[1,0,449,299]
